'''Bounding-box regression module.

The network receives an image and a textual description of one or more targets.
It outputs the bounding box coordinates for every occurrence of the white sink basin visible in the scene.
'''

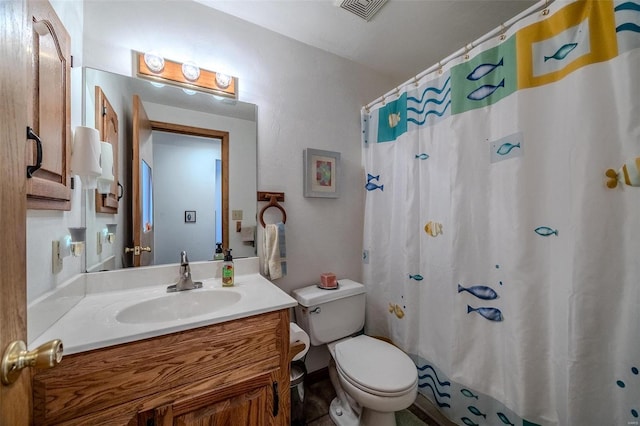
[116,289,241,324]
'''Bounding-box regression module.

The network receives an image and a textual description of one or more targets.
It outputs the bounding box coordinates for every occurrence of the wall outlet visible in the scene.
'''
[232,210,243,220]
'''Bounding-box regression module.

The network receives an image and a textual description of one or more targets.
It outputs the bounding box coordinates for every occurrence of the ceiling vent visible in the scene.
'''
[338,0,388,22]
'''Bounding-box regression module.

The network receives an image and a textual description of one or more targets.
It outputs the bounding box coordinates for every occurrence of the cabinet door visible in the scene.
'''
[138,372,279,426]
[26,0,72,210]
[95,86,119,213]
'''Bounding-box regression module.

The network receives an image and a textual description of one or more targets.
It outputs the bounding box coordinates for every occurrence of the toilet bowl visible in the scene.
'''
[291,280,418,426]
[329,335,418,426]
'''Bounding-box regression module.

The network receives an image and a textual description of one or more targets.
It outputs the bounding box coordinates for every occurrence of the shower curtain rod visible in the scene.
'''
[363,0,555,112]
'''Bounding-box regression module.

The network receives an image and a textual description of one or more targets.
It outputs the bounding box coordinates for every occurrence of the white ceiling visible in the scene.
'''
[196,0,538,84]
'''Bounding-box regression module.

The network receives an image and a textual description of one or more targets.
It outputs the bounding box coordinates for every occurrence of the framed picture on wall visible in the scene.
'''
[185,210,196,223]
[303,148,340,198]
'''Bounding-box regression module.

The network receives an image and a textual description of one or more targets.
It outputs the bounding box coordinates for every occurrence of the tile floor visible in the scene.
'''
[298,369,441,426]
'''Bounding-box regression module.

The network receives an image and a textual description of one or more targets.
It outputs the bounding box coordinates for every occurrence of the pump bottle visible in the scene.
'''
[214,242,224,261]
[222,249,234,287]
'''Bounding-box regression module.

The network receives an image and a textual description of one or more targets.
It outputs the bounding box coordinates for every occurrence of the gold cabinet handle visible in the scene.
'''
[1,339,63,385]
[124,246,152,256]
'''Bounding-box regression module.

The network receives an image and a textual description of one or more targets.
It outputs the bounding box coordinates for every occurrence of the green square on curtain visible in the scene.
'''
[451,36,517,114]
[377,92,408,143]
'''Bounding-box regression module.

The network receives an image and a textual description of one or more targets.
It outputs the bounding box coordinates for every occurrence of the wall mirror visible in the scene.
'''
[83,67,257,272]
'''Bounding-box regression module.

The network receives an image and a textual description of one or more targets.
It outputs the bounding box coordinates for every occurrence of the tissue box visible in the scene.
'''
[320,273,337,289]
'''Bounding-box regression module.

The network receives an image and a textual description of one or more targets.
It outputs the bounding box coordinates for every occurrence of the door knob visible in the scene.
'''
[124,246,152,256]
[1,339,63,385]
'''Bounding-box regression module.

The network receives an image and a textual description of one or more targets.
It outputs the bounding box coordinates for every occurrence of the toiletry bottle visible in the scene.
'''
[222,249,234,287]
[214,242,224,261]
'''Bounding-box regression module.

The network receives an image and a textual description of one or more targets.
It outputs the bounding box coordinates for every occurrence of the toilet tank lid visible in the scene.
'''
[291,279,365,307]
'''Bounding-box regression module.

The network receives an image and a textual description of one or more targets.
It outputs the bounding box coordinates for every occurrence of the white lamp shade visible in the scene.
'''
[97,141,114,194]
[71,126,102,190]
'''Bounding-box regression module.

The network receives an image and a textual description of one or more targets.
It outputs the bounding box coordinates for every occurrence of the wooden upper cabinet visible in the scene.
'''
[95,86,120,213]
[26,0,72,210]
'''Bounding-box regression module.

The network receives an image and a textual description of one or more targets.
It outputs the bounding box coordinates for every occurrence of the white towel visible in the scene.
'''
[263,222,287,280]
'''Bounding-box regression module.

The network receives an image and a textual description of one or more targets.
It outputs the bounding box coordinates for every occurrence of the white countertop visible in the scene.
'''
[29,259,297,355]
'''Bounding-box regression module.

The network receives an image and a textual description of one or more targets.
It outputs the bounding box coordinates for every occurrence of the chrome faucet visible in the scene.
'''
[167,251,203,292]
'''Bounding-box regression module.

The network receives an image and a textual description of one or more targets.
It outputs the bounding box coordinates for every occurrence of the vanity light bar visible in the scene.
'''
[135,51,237,99]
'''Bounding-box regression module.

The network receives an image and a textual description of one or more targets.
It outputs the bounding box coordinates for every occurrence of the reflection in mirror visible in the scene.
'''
[83,68,257,272]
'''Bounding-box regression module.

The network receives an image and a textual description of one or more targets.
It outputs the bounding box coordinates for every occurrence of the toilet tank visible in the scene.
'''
[291,279,366,346]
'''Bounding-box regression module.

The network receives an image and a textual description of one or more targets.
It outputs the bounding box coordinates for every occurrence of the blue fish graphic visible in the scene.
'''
[415,153,430,160]
[467,305,503,322]
[467,79,504,101]
[467,406,487,418]
[497,412,515,425]
[467,58,504,81]
[497,142,520,156]
[460,388,479,399]
[458,284,498,300]
[367,173,380,183]
[461,417,479,426]
[534,226,558,237]
[365,182,384,192]
[544,42,578,62]
[409,274,424,281]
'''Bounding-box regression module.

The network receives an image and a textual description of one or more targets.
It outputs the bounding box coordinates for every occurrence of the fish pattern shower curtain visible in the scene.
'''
[361,1,640,425]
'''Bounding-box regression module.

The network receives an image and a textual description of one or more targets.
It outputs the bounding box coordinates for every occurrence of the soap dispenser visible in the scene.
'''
[214,242,224,261]
[222,249,234,287]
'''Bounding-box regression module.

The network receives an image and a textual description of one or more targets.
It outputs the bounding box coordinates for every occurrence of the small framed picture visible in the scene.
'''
[303,148,340,198]
[185,210,196,223]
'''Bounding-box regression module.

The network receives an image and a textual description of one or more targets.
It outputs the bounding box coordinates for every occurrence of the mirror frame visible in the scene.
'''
[148,121,230,251]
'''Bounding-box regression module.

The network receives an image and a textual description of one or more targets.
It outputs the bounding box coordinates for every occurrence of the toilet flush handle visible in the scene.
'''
[310,307,321,314]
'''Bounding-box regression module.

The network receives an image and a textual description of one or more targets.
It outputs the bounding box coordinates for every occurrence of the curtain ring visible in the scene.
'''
[542,0,550,15]
[464,45,470,60]
[437,62,443,75]
[499,24,507,41]
[381,95,386,105]
[394,87,400,98]
[413,76,419,87]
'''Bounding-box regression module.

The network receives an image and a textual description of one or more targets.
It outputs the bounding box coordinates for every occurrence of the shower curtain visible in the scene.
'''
[361,1,640,425]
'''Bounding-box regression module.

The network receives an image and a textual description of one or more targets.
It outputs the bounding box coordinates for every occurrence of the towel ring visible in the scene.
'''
[259,195,287,228]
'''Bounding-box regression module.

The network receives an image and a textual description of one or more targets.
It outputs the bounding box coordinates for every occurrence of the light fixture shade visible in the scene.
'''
[97,141,114,194]
[71,126,102,190]
[181,61,200,81]
[144,52,165,73]
[215,72,231,89]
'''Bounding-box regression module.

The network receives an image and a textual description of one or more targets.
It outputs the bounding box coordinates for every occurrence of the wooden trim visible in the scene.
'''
[0,0,30,422]
[149,120,230,251]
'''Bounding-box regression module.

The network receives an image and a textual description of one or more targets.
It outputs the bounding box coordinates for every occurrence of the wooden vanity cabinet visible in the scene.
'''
[32,310,291,425]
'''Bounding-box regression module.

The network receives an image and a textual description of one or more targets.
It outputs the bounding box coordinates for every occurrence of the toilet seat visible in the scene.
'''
[332,335,417,397]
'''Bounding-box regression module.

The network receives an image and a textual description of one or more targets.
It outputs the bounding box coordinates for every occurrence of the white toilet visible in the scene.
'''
[292,279,418,426]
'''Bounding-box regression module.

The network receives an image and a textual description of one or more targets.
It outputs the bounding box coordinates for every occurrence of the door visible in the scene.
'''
[95,86,119,213]
[1,0,31,422]
[131,95,154,267]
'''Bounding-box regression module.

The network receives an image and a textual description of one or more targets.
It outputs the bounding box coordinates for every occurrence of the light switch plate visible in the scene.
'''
[232,210,243,220]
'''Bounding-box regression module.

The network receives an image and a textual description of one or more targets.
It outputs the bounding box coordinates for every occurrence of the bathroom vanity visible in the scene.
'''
[28,258,296,425]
